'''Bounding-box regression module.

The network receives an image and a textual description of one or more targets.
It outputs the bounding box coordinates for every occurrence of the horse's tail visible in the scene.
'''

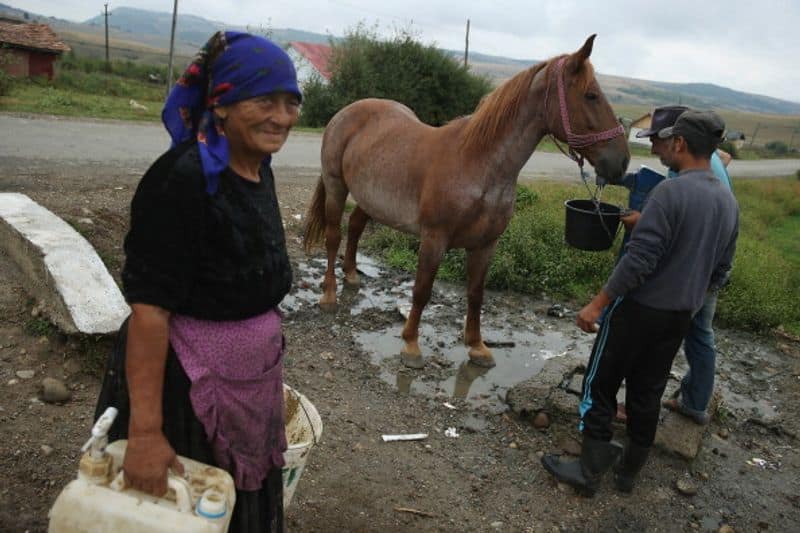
[303,176,326,253]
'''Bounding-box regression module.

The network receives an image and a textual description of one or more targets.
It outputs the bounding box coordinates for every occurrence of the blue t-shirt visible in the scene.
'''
[619,152,733,252]
[668,152,732,191]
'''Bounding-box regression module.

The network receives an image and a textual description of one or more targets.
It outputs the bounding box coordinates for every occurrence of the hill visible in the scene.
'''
[2,3,799,117]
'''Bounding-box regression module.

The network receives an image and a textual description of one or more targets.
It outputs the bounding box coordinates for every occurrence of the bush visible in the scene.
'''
[765,140,789,155]
[299,24,493,128]
[0,69,13,96]
[0,47,17,96]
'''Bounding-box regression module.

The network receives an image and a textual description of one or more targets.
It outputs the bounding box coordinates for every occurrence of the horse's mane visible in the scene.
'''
[460,54,595,153]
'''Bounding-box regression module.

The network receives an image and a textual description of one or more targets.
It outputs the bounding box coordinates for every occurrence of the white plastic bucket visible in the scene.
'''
[282,384,323,509]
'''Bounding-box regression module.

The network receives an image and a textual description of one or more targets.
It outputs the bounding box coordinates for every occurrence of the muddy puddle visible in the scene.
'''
[284,254,598,409]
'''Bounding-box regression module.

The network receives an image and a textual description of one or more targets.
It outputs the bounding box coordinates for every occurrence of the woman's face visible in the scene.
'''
[216,92,301,156]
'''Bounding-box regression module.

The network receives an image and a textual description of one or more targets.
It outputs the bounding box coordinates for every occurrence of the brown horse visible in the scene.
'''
[303,35,629,369]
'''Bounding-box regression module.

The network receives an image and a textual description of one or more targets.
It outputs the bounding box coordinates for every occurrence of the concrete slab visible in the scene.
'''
[505,352,585,421]
[0,193,129,334]
[654,389,719,460]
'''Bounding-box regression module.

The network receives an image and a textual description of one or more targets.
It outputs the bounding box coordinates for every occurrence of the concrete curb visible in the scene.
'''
[0,193,129,334]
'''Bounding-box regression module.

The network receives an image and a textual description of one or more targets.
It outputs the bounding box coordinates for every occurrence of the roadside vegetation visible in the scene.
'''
[0,52,164,120]
[299,24,492,128]
[361,177,800,336]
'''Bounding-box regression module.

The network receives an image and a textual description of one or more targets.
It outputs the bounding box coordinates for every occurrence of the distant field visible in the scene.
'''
[59,30,194,69]
[613,103,800,148]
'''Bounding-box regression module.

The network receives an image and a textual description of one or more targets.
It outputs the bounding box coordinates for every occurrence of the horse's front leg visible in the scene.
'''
[464,241,499,368]
[342,206,370,287]
[401,233,448,369]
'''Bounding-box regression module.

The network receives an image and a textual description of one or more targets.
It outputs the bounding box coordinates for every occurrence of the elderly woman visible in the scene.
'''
[95,31,301,532]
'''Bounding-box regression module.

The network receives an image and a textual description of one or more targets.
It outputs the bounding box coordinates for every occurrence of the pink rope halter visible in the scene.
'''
[547,57,625,167]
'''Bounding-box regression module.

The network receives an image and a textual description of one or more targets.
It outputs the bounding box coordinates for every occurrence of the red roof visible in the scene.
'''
[290,41,332,80]
[0,20,70,54]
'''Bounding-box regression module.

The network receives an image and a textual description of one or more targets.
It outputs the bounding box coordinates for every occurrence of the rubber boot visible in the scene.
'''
[613,442,650,493]
[541,436,622,497]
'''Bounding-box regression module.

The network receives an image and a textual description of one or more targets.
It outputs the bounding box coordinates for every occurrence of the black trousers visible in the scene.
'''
[580,297,692,447]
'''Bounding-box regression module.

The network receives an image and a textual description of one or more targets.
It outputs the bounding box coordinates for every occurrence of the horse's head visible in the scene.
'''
[545,35,630,183]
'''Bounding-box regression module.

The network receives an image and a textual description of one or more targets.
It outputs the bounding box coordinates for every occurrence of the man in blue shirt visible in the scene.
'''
[622,106,734,426]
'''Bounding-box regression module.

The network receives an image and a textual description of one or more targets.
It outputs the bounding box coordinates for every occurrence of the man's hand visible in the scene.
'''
[576,290,613,333]
[577,303,602,333]
[123,430,184,496]
[620,210,640,231]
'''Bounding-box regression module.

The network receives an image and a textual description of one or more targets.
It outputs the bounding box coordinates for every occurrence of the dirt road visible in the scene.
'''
[1,114,799,532]
[3,114,799,182]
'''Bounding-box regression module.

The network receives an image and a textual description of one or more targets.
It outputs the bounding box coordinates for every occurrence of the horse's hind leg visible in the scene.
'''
[320,178,349,312]
[401,232,448,369]
[342,205,370,287]
[464,242,498,368]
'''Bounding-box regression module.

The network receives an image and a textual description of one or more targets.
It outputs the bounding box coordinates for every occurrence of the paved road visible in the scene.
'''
[2,114,799,182]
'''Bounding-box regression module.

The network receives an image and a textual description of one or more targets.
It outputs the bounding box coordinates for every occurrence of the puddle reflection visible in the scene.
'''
[357,323,594,408]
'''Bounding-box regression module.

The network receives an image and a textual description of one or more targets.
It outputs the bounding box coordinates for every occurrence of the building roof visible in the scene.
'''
[289,41,332,80]
[630,112,652,128]
[0,20,70,54]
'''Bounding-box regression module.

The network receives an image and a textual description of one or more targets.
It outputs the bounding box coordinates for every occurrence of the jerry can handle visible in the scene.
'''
[109,470,194,514]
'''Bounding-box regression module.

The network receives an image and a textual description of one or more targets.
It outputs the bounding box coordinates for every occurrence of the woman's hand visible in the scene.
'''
[124,303,175,496]
[123,430,184,496]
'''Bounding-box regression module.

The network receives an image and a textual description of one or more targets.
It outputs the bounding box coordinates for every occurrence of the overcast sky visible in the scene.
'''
[11,0,800,103]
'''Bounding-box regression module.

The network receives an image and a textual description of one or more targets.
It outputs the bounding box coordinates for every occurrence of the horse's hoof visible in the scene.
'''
[468,354,496,368]
[401,352,426,369]
[319,300,338,313]
[343,273,360,287]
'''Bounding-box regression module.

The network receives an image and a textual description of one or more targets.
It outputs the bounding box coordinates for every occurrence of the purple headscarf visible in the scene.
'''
[162,31,302,194]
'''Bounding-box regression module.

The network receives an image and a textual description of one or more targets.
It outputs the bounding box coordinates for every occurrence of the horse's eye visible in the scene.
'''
[586,92,599,101]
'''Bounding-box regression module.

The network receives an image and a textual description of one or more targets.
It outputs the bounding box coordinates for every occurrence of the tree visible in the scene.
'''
[299,24,493,128]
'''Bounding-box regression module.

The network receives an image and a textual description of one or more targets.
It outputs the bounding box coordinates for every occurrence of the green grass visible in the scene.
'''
[25,317,57,337]
[1,79,162,121]
[361,178,800,336]
[362,183,629,302]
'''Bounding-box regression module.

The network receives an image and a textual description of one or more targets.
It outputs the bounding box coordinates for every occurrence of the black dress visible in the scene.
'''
[95,142,292,533]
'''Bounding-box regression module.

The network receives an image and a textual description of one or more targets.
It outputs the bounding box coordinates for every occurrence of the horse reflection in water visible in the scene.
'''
[396,361,490,399]
[304,35,629,369]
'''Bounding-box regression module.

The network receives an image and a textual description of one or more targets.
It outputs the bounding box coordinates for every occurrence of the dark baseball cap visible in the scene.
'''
[635,105,689,138]
[657,110,725,144]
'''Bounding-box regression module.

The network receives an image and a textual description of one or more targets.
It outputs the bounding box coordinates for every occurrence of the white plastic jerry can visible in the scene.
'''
[48,408,236,533]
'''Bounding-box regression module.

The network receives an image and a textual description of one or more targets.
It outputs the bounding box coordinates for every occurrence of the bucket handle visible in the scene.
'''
[287,386,319,446]
[110,470,194,514]
[581,171,623,245]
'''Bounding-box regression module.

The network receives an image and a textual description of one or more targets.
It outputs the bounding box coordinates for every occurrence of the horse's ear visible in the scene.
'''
[569,34,596,72]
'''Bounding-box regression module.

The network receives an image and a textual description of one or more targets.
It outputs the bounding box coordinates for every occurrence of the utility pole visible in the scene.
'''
[166,0,178,99]
[103,3,111,71]
[749,123,761,147]
[464,19,470,68]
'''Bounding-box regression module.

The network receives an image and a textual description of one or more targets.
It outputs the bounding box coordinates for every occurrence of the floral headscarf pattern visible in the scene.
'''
[162,31,302,194]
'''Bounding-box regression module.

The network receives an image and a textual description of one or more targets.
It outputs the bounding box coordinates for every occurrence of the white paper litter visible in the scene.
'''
[382,433,429,442]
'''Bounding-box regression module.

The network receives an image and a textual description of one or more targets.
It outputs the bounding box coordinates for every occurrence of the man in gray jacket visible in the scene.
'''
[542,110,739,496]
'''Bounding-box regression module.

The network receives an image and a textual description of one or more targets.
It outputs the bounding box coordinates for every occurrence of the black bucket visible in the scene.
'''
[564,199,621,251]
